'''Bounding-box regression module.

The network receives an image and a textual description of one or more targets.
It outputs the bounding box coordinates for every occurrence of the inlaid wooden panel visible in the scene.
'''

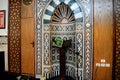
[8,0,21,73]
[93,0,113,80]
[114,0,120,79]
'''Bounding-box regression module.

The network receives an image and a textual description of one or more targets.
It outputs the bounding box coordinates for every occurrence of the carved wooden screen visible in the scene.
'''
[114,0,120,79]
[8,0,21,73]
[35,0,93,80]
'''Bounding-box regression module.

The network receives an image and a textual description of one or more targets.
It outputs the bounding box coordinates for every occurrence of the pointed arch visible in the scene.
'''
[35,0,93,80]
[51,2,75,24]
[43,0,83,24]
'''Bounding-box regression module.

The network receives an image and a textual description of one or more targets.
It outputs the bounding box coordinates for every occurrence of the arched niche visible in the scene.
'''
[35,0,93,80]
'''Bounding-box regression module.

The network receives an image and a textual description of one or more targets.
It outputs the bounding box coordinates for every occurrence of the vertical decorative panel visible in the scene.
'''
[8,0,21,73]
[114,0,120,79]
[35,1,47,78]
[82,0,93,79]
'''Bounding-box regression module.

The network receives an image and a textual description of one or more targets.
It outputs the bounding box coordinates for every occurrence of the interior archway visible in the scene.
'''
[50,3,76,79]
[42,1,83,79]
[35,0,93,80]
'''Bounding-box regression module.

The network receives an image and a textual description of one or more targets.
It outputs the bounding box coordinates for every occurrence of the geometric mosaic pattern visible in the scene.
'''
[35,0,93,80]
[50,24,76,79]
[114,0,120,79]
[8,0,21,73]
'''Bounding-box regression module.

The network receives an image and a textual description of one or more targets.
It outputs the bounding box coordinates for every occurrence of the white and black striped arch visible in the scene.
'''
[43,0,83,24]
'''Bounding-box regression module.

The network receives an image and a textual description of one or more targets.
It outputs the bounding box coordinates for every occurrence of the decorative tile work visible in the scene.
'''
[115,0,120,79]
[36,0,93,79]
[52,64,60,77]
[36,25,42,75]
[50,2,75,24]
[37,1,46,24]
[66,64,75,78]
[76,32,83,68]
[8,0,21,73]
[47,23,77,79]
[82,0,93,79]
[44,0,83,24]
[84,28,91,78]
[35,1,47,77]
[44,33,50,65]
[44,66,52,78]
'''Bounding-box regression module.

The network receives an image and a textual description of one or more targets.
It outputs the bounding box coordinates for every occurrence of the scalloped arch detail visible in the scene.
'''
[43,0,83,24]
